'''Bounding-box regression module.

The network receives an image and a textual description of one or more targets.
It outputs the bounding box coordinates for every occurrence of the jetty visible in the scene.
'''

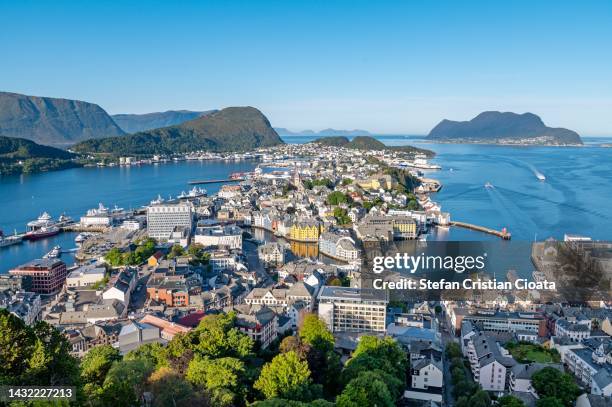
[188,178,244,185]
[450,221,511,240]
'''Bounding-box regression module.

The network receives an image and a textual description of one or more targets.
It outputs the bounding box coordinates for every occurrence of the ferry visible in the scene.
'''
[25,212,60,240]
[404,154,442,170]
[0,230,23,248]
[150,195,165,205]
[43,245,62,259]
[178,186,207,199]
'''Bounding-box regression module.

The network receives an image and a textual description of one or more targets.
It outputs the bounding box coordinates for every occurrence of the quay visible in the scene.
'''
[450,221,511,240]
[188,178,244,185]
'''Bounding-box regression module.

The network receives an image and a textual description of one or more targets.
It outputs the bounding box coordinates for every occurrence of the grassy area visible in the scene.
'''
[507,343,560,363]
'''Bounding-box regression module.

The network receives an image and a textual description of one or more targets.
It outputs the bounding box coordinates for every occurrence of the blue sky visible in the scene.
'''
[1,0,611,135]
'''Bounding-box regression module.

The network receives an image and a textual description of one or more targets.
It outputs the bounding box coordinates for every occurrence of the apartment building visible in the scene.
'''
[147,202,193,240]
[9,259,67,294]
[317,286,388,333]
[451,307,547,337]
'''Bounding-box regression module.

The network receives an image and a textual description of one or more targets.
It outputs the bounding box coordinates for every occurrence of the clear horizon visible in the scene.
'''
[2,1,612,135]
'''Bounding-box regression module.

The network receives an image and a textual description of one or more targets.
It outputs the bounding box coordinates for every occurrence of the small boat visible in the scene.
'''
[484,182,494,189]
[536,173,546,181]
[43,245,62,258]
[0,230,23,248]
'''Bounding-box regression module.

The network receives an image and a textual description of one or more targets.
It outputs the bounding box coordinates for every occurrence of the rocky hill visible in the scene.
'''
[427,111,582,145]
[73,106,283,155]
[0,91,124,147]
[112,110,217,133]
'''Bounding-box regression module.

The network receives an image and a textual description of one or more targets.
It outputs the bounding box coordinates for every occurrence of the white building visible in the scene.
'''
[258,242,285,266]
[317,286,387,333]
[66,265,106,288]
[411,357,443,390]
[318,232,360,261]
[147,203,193,240]
[194,225,242,250]
[80,203,113,227]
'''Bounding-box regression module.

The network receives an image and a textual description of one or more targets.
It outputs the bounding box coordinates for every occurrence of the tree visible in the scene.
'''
[531,367,580,406]
[327,191,350,206]
[498,395,526,407]
[168,244,185,259]
[80,345,121,389]
[342,178,353,186]
[195,312,254,359]
[445,342,462,359]
[186,356,245,405]
[347,336,407,382]
[254,351,313,400]
[299,314,334,352]
[104,247,124,266]
[536,397,565,407]
[147,367,204,407]
[336,371,395,407]
[99,359,154,406]
[467,390,492,407]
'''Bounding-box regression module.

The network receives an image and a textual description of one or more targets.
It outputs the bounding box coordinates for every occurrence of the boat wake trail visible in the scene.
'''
[494,186,612,220]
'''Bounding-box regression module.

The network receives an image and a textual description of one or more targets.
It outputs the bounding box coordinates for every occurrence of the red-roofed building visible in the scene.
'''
[139,314,191,340]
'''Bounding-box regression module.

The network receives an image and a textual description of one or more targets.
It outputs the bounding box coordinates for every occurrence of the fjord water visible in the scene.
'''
[0,161,257,272]
[1,136,611,273]
[283,135,612,241]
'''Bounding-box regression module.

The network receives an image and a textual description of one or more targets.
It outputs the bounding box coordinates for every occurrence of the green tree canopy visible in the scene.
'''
[254,351,314,401]
[335,371,395,407]
[531,367,581,406]
[498,395,526,407]
[299,314,334,352]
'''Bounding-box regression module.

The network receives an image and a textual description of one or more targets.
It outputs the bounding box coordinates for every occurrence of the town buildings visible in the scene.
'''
[146,202,193,240]
[9,259,67,294]
[317,286,387,333]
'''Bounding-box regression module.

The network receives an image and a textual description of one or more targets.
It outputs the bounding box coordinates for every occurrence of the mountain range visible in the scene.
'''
[111,110,217,133]
[275,128,372,137]
[0,91,124,147]
[73,106,283,155]
[428,111,583,145]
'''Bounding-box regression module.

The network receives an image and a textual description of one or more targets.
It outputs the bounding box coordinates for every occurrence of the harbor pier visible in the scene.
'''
[450,221,511,240]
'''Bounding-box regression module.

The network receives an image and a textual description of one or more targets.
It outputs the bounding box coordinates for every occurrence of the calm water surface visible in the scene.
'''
[2,135,611,272]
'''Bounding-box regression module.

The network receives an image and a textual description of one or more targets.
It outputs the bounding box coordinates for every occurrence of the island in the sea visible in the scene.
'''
[427,111,583,146]
[313,135,435,157]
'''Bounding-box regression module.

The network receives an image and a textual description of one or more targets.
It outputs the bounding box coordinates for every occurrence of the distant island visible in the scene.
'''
[312,135,434,157]
[427,111,583,145]
[73,106,283,155]
[112,110,217,133]
[0,91,124,147]
[275,127,372,137]
[0,136,80,175]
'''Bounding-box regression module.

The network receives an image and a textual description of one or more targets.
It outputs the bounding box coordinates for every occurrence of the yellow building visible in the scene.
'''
[392,217,417,239]
[356,173,395,191]
[289,221,322,242]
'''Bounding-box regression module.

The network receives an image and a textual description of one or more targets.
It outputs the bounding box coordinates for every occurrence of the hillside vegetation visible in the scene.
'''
[73,107,283,155]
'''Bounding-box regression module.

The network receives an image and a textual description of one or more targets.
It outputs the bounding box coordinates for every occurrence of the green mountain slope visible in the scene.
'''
[0,91,124,147]
[73,106,283,155]
[111,110,217,133]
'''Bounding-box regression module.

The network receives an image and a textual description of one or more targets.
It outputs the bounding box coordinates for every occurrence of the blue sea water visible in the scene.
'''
[1,135,611,273]
[0,160,256,272]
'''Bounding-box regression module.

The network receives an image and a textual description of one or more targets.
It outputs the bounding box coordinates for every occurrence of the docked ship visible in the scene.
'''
[177,186,207,199]
[404,154,442,170]
[0,230,23,248]
[43,245,62,258]
[25,212,60,240]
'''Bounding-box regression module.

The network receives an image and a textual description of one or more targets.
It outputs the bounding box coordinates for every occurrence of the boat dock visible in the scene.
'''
[450,221,511,240]
[188,178,244,185]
